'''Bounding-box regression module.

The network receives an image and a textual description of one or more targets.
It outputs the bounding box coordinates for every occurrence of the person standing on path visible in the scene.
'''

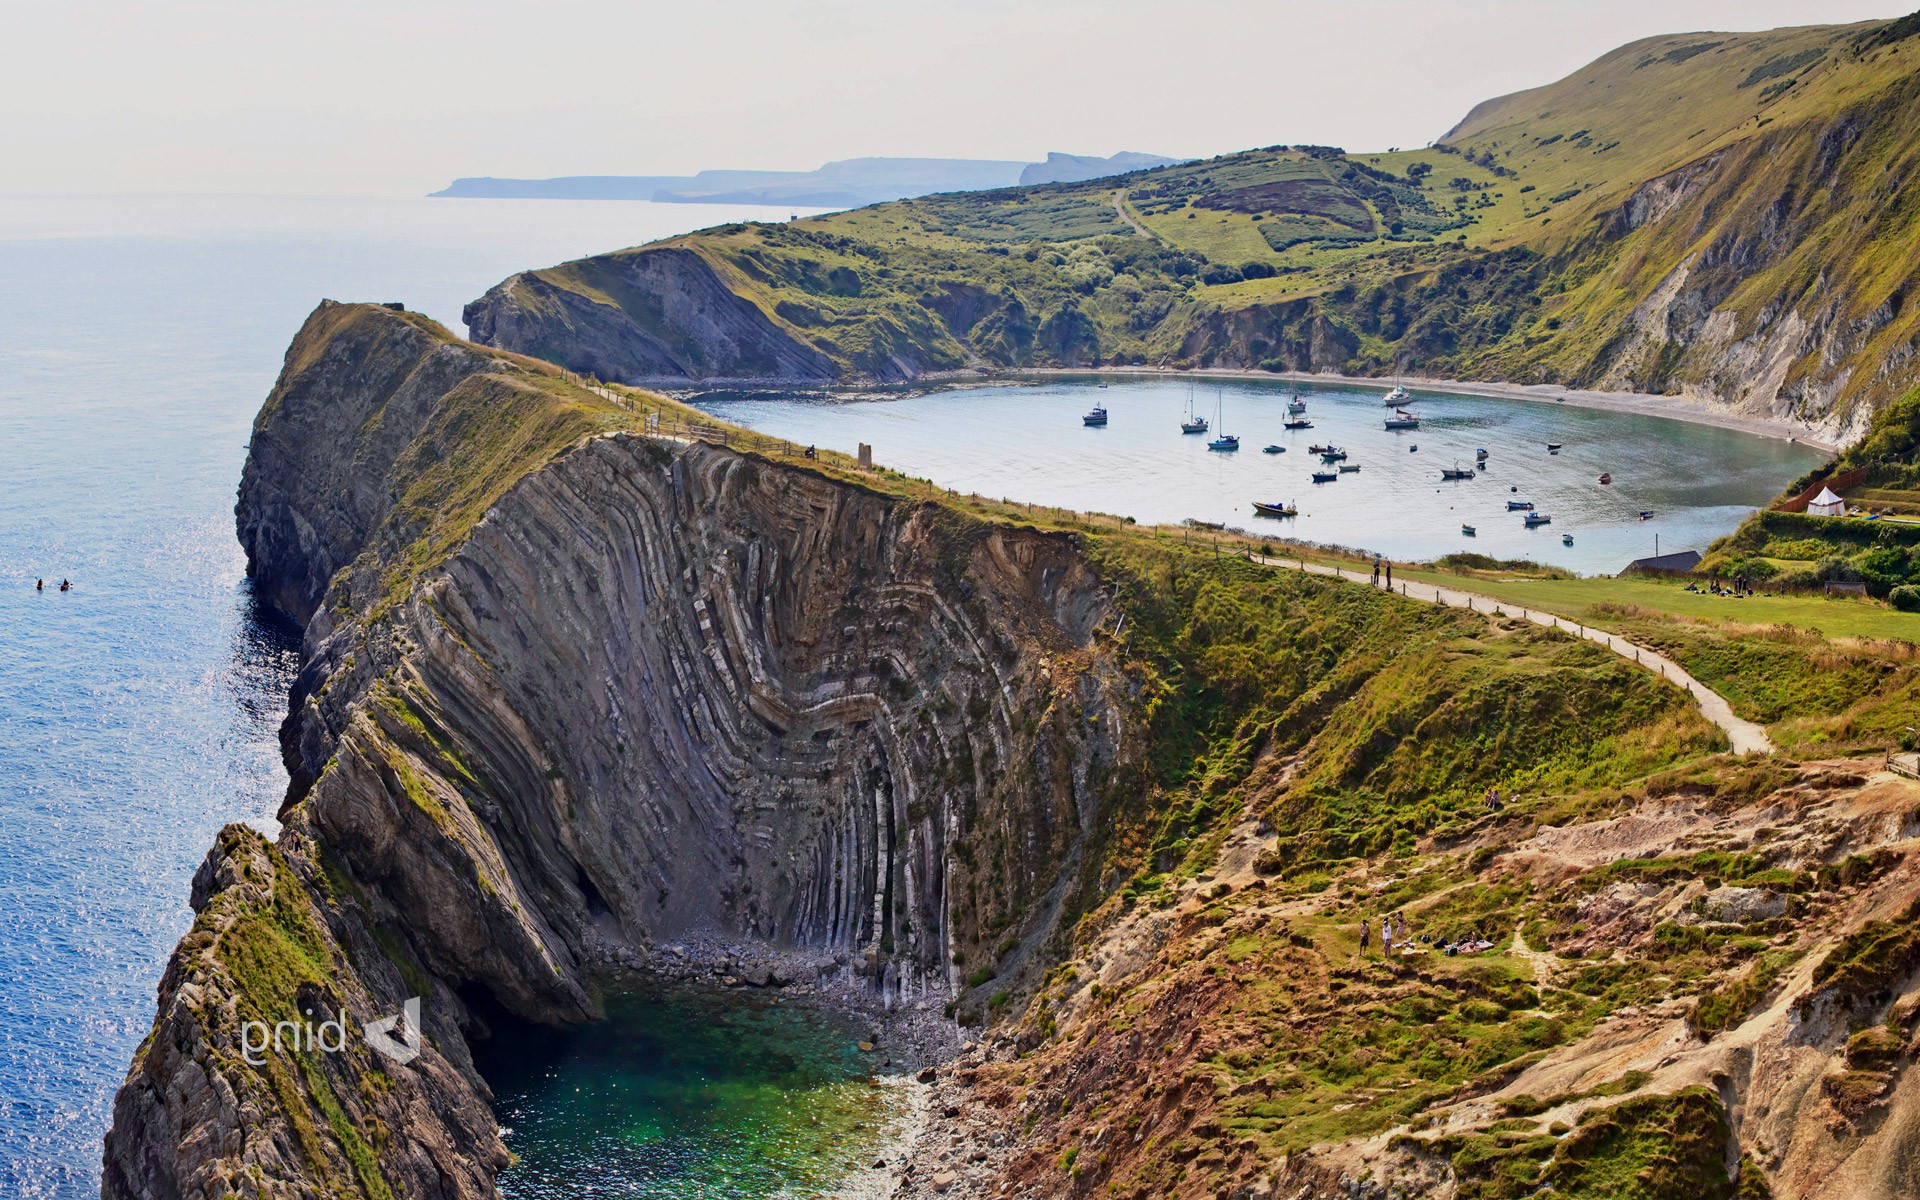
[1385,562,1393,588]
[1371,559,1380,587]
[1359,918,1372,957]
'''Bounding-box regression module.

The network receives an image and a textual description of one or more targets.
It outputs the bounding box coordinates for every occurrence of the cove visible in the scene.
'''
[474,981,910,1199]
[694,376,1825,575]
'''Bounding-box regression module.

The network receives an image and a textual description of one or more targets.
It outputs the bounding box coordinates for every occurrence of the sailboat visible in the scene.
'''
[1384,384,1410,406]
[1287,390,1307,415]
[1440,462,1476,481]
[1384,408,1419,430]
[1180,386,1209,434]
[1207,391,1238,451]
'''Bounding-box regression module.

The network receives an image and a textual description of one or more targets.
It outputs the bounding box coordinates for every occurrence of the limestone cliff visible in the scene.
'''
[104,302,1134,1198]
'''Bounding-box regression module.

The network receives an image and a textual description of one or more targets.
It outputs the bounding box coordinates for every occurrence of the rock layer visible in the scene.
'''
[104,303,1133,1198]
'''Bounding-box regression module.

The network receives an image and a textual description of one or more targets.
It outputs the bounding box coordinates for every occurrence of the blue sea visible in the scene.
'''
[0,193,1823,1197]
[0,193,821,1198]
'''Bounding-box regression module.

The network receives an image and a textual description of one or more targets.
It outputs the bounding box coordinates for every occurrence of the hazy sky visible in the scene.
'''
[1,1,1902,195]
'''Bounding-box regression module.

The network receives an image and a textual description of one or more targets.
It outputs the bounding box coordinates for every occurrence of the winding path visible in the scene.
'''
[1112,190,1158,242]
[1252,555,1775,755]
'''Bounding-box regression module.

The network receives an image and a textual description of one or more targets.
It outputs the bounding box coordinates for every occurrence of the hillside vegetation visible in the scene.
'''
[468,13,1920,442]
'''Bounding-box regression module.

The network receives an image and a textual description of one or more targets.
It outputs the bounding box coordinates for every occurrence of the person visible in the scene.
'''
[1385,562,1393,587]
[59,579,70,592]
[1383,918,1394,956]
[1372,560,1380,586]
[1359,918,1371,957]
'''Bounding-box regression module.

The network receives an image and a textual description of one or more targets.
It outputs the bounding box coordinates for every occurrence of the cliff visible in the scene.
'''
[462,14,1920,442]
[107,303,1137,1198]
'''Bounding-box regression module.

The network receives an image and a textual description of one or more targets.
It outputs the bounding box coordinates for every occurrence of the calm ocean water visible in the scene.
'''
[698,380,1823,573]
[0,193,820,1198]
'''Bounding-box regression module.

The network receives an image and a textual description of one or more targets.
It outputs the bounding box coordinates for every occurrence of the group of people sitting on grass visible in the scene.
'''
[1685,575,1755,597]
[1358,912,1497,959]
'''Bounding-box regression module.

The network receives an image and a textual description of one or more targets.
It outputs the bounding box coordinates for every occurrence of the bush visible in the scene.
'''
[1239,260,1276,280]
[1201,263,1244,285]
[1891,585,1920,612]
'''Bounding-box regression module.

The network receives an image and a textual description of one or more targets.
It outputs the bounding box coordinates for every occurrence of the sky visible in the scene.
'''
[0,0,1904,195]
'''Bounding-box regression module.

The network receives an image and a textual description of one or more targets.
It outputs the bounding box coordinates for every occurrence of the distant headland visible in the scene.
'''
[430,151,1184,207]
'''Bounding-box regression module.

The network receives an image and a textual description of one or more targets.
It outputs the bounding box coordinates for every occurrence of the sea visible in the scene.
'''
[0,193,1822,1197]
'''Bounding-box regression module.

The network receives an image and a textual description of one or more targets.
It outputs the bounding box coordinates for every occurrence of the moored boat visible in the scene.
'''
[1311,470,1337,483]
[1209,434,1240,451]
[1639,510,1655,520]
[1284,418,1312,429]
[1338,463,1360,473]
[1598,473,1612,484]
[1384,384,1410,406]
[1320,448,1348,462]
[1084,405,1108,426]
[1253,500,1298,517]
[1441,465,1476,480]
[1180,388,1208,434]
[1263,444,1286,454]
[1562,533,1575,546]
[1384,409,1419,430]
[1524,512,1552,526]
[1547,442,1563,452]
[1461,524,1476,536]
[1475,447,1489,460]
[1287,393,1307,415]
[1506,500,1534,510]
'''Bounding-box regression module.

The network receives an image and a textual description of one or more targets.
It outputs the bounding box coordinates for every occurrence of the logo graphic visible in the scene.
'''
[238,996,422,1067]
[365,996,423,1065]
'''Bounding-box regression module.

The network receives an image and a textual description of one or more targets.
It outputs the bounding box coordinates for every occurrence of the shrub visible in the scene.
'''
[1892,585,1920,612]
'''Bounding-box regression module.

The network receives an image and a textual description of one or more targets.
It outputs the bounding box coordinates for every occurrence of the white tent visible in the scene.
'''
[1808,486,1845,517]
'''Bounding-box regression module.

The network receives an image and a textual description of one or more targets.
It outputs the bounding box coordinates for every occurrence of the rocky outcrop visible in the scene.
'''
[105,304,1135,1198]
[463,247,839,385]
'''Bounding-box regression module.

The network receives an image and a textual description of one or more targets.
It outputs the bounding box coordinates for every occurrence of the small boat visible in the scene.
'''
[1462,524,1476,536]
[1524,512,1553,527]
[1284,418,1313,430]
[1639,510,1655,521]
[1510,485,1518,493]
[1507,500,1534,510]
[1547,442,1563,452]
[1475,448,1489,460]
[1263,444,1286,454]
[1207,393,1236,449]
[1084,406,1108,426]
[1409,444,1418,452]
[1562,534,1574,546]
[1312,470,1338,483]
[1180,388,1209,434]
[1320,449,1348,462]
[1097,383,1110,389]
[1384,409,1419,430]
[1598,473,1612,485]
[1287,392,1307,415]
[1385,384,1411,406]
[1253,500,1298,517]
[1309,443,1333,454]
[1338,463,1361,473]
[1441,465,1476,481]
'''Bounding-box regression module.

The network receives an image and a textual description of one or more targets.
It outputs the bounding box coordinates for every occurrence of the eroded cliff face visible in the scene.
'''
[105,303,1134,1199]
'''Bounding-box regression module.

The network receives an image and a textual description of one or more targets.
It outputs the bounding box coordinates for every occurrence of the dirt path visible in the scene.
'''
[1112,190,1158,242]
[1253,555,1775,755]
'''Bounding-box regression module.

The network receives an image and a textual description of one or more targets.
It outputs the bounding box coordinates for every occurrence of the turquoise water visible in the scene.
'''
[0,194,820,1198]
[479,983,901,1199]
[697,378,1825,575]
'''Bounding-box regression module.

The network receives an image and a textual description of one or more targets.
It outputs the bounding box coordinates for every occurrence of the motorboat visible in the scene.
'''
[1547,442,1563,452]
[1462,524,1476,536]
[1524,512,1553,527]
[1320,448,1348,462]
[1384,409,1419,430]
[1309,443,1333,454]
[1084,406,1108,426]
[1475,448,1489,460]
[1263,444,1286,454]
[1639,510,1655,520]
[1507,500,1534,510]
[1253,500,1298,517]
[1562,533,1575,546]
[1441,465,1476,480]
[1338,463,1361,473]
[1598,473,1612,484]
[1284,418,1313,430]
[1311,470,1338,483]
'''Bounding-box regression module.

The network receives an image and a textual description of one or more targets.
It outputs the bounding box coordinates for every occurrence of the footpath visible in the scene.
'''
[1253,555,1775,755]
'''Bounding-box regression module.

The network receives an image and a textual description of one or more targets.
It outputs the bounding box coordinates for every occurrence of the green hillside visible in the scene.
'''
[467,12,1920,440]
